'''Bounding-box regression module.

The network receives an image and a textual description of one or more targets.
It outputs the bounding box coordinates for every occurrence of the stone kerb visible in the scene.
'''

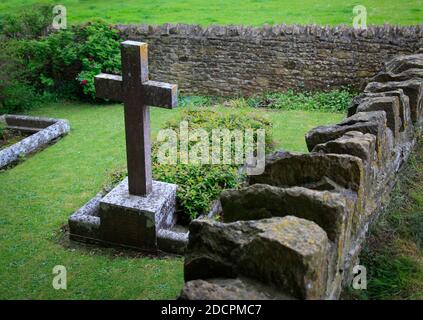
[179,53,423,300]
[0,115,70,169]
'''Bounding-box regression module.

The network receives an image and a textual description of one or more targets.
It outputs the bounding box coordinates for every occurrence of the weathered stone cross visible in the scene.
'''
[95,40,178,196]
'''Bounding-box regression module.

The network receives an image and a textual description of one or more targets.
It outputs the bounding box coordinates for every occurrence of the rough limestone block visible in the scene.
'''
[372,68,423,83]
[305,111,389,162]
[347,90,411,133]
[384,53,423,74]
[312,131,377,164]
[220,183,356,298]
[0,115,70,169]
[365,80,423,123]
[355,96,401,139]
[99,177,177,251]
[185,216,329,299]
[248,151,364,192]
[179,277,295,300]
[221,184,351,242]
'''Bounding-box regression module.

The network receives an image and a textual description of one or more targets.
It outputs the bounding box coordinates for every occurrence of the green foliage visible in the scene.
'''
[178,95,218,108]
[247,89,355,113]
[17,20,121,101]
[154,163,240,221]
[0,40,41,113]
[106,107,274,220]
[0,122,4,139]
[0,4,52,40]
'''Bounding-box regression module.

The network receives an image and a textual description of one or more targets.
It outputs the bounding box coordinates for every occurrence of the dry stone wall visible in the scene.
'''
[118,24,423,96]
[179,52,423,300]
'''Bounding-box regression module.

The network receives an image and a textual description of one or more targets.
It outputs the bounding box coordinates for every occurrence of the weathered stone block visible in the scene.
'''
[249,151,364,192]
[185,216,329,299]
[99,178,177,251]
[221,184,350,242]
[179,277,295,300]
[384,53,423,74]
[365,80,423,123]
[352,97,401,142]
[306,111,392,164]
[347,90,411,133]
[312,131,377,163]
[370,54,423,82]
[372,68,423,83]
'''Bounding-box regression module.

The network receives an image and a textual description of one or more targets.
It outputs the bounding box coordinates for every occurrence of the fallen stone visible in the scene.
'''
[185,216,329,299]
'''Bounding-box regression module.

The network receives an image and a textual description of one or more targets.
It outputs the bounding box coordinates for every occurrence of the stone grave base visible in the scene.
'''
[0,115,70,169]
[69,177,188,254]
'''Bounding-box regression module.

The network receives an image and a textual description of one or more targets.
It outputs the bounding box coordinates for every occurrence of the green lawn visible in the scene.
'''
[0,101,342,299]
[0,0,422,26]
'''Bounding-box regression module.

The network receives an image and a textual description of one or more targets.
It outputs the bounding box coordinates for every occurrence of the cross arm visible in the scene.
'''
[143,81,178,109]
[94,73,123,101]
[94,73,178,108]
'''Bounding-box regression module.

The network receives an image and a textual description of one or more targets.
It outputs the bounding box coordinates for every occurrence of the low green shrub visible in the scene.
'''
[247,89,355,112]
[106,107,274,221]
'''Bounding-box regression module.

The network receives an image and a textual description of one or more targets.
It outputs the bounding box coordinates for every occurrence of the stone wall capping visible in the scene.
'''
[116,23,422,96]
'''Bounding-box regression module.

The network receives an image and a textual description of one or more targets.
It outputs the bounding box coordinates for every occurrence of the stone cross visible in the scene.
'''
[95,40,177,196]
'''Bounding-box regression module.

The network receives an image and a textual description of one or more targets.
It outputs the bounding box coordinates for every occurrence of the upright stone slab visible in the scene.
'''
[365,80,423,124]
[184,216,329,299]
[99,178,177,251]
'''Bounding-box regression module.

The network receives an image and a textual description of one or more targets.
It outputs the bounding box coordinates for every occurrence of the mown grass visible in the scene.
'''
[0,0,422,26]
[0,98,342,299]
[344,137,423,300]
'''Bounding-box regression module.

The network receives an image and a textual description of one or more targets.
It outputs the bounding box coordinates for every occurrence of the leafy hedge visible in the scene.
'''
[1,6,122,113]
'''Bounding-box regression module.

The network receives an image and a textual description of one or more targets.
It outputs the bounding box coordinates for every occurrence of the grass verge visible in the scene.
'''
[343,135,423,300]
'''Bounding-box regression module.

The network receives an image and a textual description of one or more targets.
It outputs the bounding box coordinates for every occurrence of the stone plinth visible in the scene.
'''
[99,178,177,251]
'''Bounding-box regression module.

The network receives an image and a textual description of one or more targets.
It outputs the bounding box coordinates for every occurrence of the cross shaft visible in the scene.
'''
[95,41,177,196]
